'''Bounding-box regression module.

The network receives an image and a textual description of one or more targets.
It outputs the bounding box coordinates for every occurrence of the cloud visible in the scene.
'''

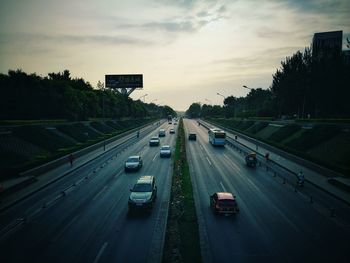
[197,11,210,17]
[212,46,304,78]
[278,0,350,14]
[0,32,154,46]
[120,20,198,33]
[118,2,228,35]
[217,5,226,14]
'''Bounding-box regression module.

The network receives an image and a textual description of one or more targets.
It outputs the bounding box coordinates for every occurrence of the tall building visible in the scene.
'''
[312,30,343,58]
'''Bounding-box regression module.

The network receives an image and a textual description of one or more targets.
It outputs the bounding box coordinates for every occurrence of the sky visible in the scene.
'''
[0,0,349,111]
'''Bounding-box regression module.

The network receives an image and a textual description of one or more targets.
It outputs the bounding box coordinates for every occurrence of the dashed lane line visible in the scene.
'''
[93,242,108,263]
[220,181,227,192]
[206,156,212,166]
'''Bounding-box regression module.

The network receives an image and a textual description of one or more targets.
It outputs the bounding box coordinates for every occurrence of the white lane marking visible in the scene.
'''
[220,182,227,192]
[93,242,108,263]
[199,144,204,151]
[52,215,79,242]
[115,170,123,177]
[152,153,158,161]
[206,156,212,166]
[92,186,108,201]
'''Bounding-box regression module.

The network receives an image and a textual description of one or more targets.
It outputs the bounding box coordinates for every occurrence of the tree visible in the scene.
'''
[0,69,176,120]
[223,96,236,118]
[186,103,201,118]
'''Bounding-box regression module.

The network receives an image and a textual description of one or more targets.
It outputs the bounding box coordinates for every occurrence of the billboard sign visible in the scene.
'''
[105,74,143,89]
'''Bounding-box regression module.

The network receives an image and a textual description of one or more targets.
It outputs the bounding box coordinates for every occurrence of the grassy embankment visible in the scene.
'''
[0,118,156,181]
[163,118,201,263]
[206,117,350,176]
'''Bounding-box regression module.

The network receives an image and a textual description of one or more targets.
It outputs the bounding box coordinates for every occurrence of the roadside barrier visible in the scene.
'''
[197,119,344,219]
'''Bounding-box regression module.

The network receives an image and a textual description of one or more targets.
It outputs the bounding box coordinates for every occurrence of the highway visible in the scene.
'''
[1,118,349,263]
[183,118,350,263]
[0,122,176,263]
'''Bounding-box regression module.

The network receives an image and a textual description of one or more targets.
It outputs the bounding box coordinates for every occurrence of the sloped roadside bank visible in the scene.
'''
[163,118,202,263]
[205,117,350,177]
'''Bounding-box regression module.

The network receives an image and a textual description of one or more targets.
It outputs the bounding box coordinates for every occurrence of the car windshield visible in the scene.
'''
[218,199,236,206]
[162,146,170,150]
[151,137,159,140]
[132,183,152,192]
[127,157,139,163]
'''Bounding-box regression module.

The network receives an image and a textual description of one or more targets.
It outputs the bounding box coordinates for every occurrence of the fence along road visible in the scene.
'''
[184,118,350,263]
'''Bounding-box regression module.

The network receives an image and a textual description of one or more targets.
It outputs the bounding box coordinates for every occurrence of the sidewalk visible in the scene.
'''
[202,120,350,205]
[0,122,160,212]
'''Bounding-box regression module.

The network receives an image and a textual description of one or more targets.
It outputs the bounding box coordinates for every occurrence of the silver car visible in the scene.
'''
[149,136,160,146]
[125,156,143,172]
[160,145,171,158]
[128,176,157,211]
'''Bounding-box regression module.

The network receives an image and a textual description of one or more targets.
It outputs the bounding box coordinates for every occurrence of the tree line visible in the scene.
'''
[0,69,176,121]
[187,45,350,119]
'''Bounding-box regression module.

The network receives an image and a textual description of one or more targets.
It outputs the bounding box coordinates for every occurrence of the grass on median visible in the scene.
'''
[163,118,202,263]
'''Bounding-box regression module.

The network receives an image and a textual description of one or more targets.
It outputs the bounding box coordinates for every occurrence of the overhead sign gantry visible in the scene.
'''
[105,74,143,96]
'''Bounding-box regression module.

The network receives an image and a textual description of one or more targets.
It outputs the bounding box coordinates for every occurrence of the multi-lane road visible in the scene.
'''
[1,119,349,263]
[0,122,176,263]
[184,118,350,263]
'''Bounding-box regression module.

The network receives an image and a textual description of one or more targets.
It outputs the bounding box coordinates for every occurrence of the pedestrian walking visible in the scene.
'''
[298,171,305,186]
[68,153,75,167]
[264,152,270,162]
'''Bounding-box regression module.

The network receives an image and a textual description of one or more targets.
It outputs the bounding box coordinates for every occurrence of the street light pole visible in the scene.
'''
[242,85,252,90]
[216,92,226,101]
[103,83,106,151]
[138,94,148,103]
[216,92,228,119]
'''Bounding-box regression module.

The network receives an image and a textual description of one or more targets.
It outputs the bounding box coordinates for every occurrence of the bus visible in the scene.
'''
[208,128,226,146]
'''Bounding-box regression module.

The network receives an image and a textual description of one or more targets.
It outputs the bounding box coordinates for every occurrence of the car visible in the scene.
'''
[210,192,239,215]
[128,176,157,211]
[174,122,178,125]
[188,133,197,140]
[125,155,143,172]
[160,145,171,157]
[169,128,175,134]
[149,136,160,146]
[245,152,257,167]
[159,129,166,137]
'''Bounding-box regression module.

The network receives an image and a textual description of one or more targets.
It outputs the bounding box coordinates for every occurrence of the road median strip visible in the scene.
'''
[163,118,202,263]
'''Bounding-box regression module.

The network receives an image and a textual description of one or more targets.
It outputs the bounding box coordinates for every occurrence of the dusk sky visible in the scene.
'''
[1,0,349,111]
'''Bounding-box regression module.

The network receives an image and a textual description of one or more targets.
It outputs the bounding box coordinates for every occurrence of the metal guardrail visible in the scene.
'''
[198,119,349,210]
[19,120,160,178]
[203,119,344,179]
[0,120,167,239]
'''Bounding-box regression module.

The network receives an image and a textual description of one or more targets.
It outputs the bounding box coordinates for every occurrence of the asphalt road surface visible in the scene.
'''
[0,122,176,263]
[184,118,350,263]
